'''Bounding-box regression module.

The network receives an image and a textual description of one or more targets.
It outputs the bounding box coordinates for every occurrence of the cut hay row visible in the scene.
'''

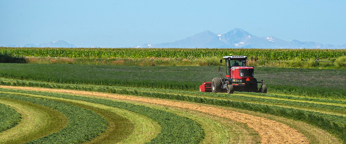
[0,78,344,143]
[136,101,261,144]
[0,84,344,143]
[0,89,205,144]
[2,92,159,144]
[0,101,21,133]
[27,90,261,144]
[0,92,108,143]
[13,89,257,144]
[0,98,67,143]
[4,77,343,118]
[0,99,66,143]
[0,86,317,144]
[134,88,346,117]
[0,78,345,143]
[0,91,162,144]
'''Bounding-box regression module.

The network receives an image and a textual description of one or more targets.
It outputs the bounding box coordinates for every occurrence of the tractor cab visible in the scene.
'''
[222,55,254,81]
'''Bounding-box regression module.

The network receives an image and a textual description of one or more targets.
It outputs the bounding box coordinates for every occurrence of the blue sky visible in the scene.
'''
[1,0,345,47]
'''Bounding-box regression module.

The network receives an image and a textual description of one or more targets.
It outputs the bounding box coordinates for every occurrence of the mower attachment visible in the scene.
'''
[199,82,212,92]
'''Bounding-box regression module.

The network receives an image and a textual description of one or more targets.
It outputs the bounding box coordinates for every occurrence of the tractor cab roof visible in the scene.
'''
[223,55,247,60]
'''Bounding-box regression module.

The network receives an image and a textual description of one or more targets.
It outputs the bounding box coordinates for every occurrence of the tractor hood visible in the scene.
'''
[228,66,255,79]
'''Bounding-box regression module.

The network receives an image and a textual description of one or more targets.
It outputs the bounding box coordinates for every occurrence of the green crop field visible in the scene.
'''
[0,48,345,143]
[1,48,346,60]
[2,48,346,68]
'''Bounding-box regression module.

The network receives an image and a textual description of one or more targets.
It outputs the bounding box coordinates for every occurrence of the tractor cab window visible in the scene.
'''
[230,60,246,67]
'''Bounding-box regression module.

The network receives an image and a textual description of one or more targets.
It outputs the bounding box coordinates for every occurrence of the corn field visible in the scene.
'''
[1,48,345,60]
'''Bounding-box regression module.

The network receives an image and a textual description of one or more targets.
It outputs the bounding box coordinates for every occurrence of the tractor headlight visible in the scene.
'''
[240,73,244,77]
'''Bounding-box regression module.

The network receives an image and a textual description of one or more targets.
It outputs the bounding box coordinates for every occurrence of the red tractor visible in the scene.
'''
[199,55,267,94]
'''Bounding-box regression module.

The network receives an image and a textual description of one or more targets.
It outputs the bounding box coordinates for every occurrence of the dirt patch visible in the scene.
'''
[0,86,309,144]
[111,60,125,65]
[50,58,75,64]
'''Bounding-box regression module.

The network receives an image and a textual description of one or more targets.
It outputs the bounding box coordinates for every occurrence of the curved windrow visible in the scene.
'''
[0,98,68,144]
[132,100,261,144]
[0,92,108,144]
[0,89,156,144]
[0,81,345,143]
[0,88,205,144]
[0,101,21,133]
[40,98,153,144]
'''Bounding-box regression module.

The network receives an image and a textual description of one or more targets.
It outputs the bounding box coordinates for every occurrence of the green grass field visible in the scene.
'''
[0,63,345,97]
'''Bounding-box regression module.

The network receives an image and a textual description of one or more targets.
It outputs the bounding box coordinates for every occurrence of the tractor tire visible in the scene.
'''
[227,85,234,94]
[260,85,267,93]
[212,78,222,93]
[251,78,258,92]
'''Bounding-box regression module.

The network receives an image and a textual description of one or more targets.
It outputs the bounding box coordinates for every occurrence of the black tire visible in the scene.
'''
[212,78,222,93]
[260,85,267,93]
[251,78,258,92]
[227,85,234,94]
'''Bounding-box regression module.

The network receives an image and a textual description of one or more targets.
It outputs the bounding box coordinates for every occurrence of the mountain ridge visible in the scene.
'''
[6,40,75,48]
[143,28,345,49]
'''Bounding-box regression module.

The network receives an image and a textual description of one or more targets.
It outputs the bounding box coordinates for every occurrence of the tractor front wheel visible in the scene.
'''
[260,85,267,93]
[212,78,222,93]
[227,85,234,94]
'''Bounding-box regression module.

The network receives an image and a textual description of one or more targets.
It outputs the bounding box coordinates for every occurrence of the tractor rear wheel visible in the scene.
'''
[227,85,234,94]
[251,78,258,92]
[212,78,222,93]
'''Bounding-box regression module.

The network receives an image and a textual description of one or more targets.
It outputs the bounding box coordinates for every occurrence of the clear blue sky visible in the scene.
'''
[1,0,345,47]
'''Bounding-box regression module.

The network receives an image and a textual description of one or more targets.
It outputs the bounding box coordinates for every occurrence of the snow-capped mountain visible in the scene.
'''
[143,28,345,49]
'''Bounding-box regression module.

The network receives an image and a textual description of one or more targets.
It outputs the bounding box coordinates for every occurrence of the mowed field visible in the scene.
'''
[0,48,345,144]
